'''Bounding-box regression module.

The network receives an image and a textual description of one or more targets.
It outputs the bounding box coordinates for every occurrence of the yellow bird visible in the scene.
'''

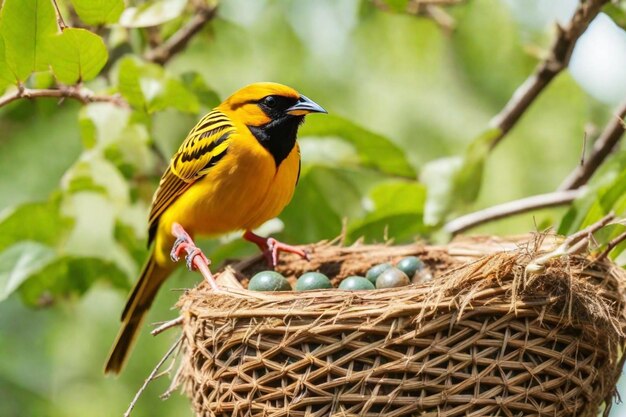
[105,82,326,374]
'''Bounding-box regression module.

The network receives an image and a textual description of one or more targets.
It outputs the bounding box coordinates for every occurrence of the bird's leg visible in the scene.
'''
[243,230,310,267]
[170,223,219,291]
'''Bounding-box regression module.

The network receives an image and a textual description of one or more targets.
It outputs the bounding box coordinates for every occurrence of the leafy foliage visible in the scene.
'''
[559,151,626,261]
[421,128,500,226]
[119,0,187,28]
[347,181,427,242]
[69,0,124,25]
[116,56,199,113]
[605,1,626,29]
[300,114,415,178]
[0,0,57,81]
[0,37,15,92]
[48,28,108,84]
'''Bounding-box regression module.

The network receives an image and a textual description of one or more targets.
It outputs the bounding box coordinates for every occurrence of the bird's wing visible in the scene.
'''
[147,110,235,245]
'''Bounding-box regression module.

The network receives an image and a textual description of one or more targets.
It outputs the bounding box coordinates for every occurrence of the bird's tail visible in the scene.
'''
[104,250,172,374]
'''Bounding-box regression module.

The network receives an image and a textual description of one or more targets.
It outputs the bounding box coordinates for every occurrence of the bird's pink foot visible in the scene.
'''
[171,223,219,290]
[243,230,310,267]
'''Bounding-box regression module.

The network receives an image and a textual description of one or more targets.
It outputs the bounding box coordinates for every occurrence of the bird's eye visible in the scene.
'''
[263,96,277,108]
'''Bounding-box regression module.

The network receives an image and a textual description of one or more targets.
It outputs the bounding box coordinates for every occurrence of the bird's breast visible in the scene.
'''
[162,137,300,237]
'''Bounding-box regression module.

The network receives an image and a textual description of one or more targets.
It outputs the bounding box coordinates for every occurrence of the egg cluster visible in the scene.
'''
[247,256,427,292]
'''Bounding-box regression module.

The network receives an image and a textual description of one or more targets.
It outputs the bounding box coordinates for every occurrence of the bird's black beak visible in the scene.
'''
[286,95,327,116]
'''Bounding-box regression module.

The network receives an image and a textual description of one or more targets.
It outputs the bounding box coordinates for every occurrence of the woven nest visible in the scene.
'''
[171,234,626,417]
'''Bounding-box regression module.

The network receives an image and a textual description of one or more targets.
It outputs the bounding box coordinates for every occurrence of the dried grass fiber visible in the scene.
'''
[173,234,626,417]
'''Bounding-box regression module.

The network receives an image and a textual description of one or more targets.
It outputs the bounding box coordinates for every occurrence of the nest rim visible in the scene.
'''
[171,234,626,417]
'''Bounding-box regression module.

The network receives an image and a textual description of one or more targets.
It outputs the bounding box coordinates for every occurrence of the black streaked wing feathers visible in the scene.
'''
[147,110,235,245]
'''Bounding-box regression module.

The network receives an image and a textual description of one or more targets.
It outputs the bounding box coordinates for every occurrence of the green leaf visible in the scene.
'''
[114,124,153,171]
[593,223,626,247]
[0,0,57,81]
[114,221,148,265]
[557,189,598,236]
[559,159,626,235]
[452,128,499,203]
[612,241,626,265]
[69,0,124,25]
[299,115,415,178]
[116,56,199,113]
[420,156,462,226]
[119,0,187,28]
[180,72,221,108]
[47,28,108,84]
[420,129,500,226]
[61,159,129,203]
[0,35,16,92]
[0,201,73,252]
[604,2,626,29]
[149,77,199,113]
[117,57,146,108]
[79,102,131,149]
[598,169,626,212]
[307,166,365,219]
[0,242,56,302]
[279,169,343,243]
[31,70,55,89]
[18,256,129,306]
[382,0,409,12]
[347,181,426,242]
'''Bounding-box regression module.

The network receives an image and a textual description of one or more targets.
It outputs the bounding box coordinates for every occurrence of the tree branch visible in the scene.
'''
[444,188,585,235]
[123,335,182,417]
[144,5,218,65]
[526,212,615,274]
[0,85,128,108]
[559,100,626,190]
[151,316,183,336]
[599,229,626,260]
[51,0,68,30]
[488,0,609,149]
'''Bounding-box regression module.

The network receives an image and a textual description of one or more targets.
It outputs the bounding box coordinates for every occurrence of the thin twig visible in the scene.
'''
[123,335,182,417]
[580,130,588,167]
[559,101,626,190]
[144,5,218,65]
[488,0,609,150]
[373,0,463,31]
[51,0,68,30]
[419,5,456,32]
[599,230,626,260]
[444,188,585,235]
[151,316,184,336]
[412,0,464,4]
[0,86,128,108]
[563,213,614,249]
[525,213,615,274]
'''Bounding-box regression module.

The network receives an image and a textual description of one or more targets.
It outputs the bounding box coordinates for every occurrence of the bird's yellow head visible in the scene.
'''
[220,82,326,126]
[219,82,326,166]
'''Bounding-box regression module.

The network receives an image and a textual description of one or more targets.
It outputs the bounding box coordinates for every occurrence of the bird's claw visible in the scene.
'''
[170,236,187,263]
[170,236,210,272]
[264,237,310,268]
[243,230,310,268]
[170,223,219,291]
[185,247,210,272]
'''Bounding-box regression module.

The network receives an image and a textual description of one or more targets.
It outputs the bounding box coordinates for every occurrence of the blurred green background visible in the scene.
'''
[1,0,626,416]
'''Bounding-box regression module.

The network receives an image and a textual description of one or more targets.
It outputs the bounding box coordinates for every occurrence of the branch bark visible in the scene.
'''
[0,85,128,108]
[559,101,626,190]
[444,188,585,235]
[488,0,609,149]
[144,5,218,65]
[51,0,68,30]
